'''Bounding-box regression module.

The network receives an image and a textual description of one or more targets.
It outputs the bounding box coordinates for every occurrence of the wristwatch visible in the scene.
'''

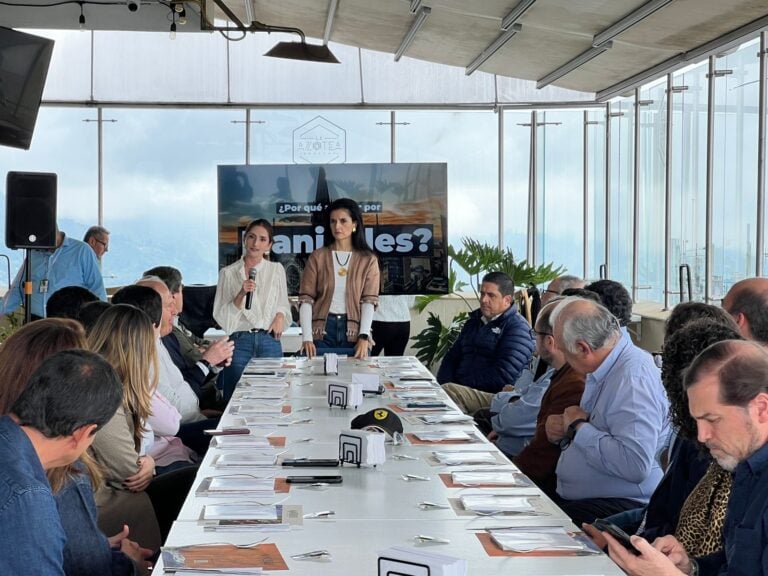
[357,334,369,341]
[567,418,588,436]
[199,359,212,371]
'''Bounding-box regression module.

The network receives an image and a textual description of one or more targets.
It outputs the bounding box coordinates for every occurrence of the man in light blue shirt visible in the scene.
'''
[547,298,669,526]
[1,229,106,318]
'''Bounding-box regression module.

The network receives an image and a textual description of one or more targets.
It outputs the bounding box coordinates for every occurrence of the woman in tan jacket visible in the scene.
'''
[299,198,379,359]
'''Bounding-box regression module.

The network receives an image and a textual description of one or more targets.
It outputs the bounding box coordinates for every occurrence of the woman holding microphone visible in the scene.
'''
[299,198,379,359]
[214,218,291,401]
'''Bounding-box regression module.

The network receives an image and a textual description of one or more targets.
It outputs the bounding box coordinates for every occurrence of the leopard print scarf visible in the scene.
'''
[675,462,732,557]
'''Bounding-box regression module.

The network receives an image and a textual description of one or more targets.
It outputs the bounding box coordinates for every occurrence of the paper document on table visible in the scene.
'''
[378,545,466,576]
[196,477,276,497]
[488,527,593,553]
[451,471,531,486]
[162,542,288,571]
[413,430,473,442]
[433,451,499,466]
[460,495,534,513]
[202,504,281,522]
[213,453,279,468]
[211,436,272,449]
[230,405,286,414]
[416,413,474,424]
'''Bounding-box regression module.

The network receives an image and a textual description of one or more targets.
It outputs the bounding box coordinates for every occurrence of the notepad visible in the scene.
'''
[162,543,288,571]
[196,476,276,497]
[459,494,534,513]
[213,453,279,468]
[433,451,499,466]
[211,436,273,449]
[417,413,475,425]
[488,527,591,553]
[412,430,473,442]
[450,471,530,486]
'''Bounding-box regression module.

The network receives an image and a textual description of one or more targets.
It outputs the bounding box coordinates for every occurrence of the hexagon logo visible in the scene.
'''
[293,116,346,164]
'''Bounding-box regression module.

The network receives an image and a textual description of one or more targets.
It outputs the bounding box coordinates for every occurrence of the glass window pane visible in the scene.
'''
[637,80,667,304]
[712,40,759,300]
[248,110,391,165]
[608,96,635,292]
[670,63,708,304]
[586,109,606,281]
[535,109,585,277]
[502,110,532,259]
[102,109,245,287]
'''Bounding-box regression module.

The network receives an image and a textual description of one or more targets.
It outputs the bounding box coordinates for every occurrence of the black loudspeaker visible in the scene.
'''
[5,171,57,250]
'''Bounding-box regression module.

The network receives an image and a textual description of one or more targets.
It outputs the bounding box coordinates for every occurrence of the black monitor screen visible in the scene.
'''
[0,27,54,150]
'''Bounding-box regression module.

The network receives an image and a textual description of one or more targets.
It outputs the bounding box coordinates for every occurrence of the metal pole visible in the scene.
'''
[583,110,589,278]
[390,110,396,163]
[632,89,640,302]
[245,109,251,165]
[527,110,537,263]
[705,56,715,302]
[664,73,673,310]
[758,32,767,276]
[604,102,611,278]
[97,107,103,226]
[498,109,504,249]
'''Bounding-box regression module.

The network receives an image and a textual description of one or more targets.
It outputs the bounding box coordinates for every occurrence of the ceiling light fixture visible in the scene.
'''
[395,6,431,62]
[465,23,522,76]
[536,41,613,89]
[208,0,340,63]
[500,0,537,31]
[78,1,85,30]
[592,0,674,47]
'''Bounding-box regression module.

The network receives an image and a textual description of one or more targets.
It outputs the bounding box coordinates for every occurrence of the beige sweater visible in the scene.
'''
[299,247,379,339]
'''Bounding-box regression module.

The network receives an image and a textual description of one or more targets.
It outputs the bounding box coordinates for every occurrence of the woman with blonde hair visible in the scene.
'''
[0,318,150,575]
[88,303,195,543]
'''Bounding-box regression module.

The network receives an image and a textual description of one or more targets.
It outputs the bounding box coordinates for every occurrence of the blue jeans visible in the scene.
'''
[314,313,355,356]
[218,330,282,402]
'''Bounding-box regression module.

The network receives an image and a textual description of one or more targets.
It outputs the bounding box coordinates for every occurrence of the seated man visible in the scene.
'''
[438,272,535,414]
[602,340,768,576]
[143,266,232,410]
[0,350,123,574]
[483,301,557,456]
[510,298,587,495]
[547,298,669,526]
[541,275,587,305]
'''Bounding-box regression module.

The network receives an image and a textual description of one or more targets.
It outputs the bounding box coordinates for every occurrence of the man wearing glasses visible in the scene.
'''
[83,225,110,261]
[541,275,586,306]
[546,298,669,527]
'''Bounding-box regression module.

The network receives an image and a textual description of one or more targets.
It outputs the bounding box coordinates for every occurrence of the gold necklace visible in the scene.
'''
[334,251,351,277]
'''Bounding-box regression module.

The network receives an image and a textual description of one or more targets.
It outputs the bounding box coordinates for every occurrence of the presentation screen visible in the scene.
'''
[218,163,448,296]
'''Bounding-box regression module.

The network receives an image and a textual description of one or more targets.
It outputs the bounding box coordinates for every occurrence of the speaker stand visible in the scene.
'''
[23,248,33,325]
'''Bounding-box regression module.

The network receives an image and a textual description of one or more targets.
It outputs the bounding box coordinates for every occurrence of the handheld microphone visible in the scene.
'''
[245,267,257,310]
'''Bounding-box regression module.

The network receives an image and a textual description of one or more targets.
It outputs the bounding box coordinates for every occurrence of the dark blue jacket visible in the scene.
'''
[436,306,534,394]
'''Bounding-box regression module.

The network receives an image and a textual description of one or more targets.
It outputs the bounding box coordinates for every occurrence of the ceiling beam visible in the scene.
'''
[465,24,522,76]
[592,0,675,47]
[537,42,612,89]
[323,0,339,45]
[501,0,537,31]
[394,5,431,62]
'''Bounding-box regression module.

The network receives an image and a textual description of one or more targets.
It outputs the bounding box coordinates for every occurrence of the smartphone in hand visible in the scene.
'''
[592,519,641,556]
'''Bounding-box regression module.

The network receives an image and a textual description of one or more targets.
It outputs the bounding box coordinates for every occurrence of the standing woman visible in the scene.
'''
[214,218,291,401]
[299,198,380,359]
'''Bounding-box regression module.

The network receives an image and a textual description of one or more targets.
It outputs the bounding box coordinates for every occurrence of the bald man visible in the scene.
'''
[721,277,768,343]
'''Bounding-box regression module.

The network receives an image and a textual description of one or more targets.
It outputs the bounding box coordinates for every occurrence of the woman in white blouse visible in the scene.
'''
[214,219,291,401]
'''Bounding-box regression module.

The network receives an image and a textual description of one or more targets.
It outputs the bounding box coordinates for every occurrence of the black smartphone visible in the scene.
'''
[286,475,343,484]
[592,519,641,555]
[282,459,340,467]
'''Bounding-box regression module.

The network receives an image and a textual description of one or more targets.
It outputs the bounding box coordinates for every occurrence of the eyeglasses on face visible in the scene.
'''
[529,328,552,339]
[94,238,108,248]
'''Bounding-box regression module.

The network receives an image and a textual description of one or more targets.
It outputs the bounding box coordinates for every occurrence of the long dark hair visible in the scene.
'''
[323,198,372,254]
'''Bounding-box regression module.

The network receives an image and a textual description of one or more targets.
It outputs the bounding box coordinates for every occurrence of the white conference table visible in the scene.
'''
[152,356,623,575]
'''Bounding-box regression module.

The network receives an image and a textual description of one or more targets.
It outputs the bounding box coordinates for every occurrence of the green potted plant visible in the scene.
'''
[411,238,564,369]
